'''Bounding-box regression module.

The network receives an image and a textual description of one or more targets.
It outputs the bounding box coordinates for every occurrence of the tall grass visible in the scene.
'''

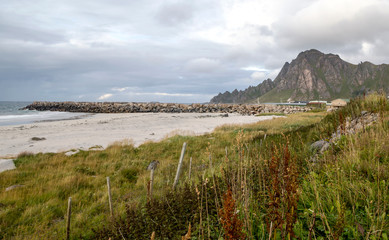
[1,94,388,239]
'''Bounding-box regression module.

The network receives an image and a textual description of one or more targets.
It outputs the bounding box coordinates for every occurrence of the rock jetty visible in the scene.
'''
[22,101,312,115]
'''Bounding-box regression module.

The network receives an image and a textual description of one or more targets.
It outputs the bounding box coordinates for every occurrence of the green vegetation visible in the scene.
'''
[257,89,295,103]
[1,94,389,239]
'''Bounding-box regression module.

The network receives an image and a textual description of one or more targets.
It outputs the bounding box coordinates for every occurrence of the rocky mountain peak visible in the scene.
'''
[210,50,389,103]
[296,49,325,60]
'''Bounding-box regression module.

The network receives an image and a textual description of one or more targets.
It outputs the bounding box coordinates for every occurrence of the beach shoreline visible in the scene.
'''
[0,112,277,158]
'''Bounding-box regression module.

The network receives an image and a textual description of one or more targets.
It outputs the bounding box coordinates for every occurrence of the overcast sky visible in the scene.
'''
[1,0,389,103]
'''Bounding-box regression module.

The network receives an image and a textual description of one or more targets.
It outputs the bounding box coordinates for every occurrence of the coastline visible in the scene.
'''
[0,110,90,126]
[0,112,278,158]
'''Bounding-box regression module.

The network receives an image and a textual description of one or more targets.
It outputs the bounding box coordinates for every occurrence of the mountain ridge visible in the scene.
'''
[210,49,389,103]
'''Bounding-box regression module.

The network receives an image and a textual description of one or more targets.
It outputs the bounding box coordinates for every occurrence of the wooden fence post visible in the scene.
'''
[188,157,192,181]
[173,142,187,189]
[66,197,72,240]
[107,177,114,217]
[149,169,155,199]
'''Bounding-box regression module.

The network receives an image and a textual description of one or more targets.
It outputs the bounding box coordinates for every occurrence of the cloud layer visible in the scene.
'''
[1,0,389,102]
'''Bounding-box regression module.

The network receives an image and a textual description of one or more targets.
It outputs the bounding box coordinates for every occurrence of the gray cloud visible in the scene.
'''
[0,23,65,44]
[185,58,221,73]
[274,1,389,53]
[1,0,389,103]
[155,2,195,26]
[258,25,273,36]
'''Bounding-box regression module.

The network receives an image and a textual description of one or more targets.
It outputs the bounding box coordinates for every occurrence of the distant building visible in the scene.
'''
[331,99,349,107]
[307,100,327,108]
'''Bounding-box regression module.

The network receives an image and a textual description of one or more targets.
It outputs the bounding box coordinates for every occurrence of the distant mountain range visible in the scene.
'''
[210,49,389,103]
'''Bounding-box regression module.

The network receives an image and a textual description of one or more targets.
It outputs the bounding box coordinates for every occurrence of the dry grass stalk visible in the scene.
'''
[204,178,211,239]
[182,223,191,240]
[266,146,282,233]
[308,211,316,240]
[333,204,345,240]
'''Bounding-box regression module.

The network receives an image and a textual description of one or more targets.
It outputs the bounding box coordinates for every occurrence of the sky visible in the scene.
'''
[1,0,389,103]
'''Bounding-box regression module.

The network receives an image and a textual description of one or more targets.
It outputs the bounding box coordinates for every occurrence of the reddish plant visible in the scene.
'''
[219,188,246,240]
[266,141,299,238]
[338,111,345,134]
[282,142,299,238]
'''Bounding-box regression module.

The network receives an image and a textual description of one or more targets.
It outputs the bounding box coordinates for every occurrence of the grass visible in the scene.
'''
[1,94,388,239]
[256,88,295,103]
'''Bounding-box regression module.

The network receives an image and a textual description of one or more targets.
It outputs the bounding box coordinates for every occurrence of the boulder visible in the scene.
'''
[310,140,330,153]
[0,159,16,173]
[5,185,24,192]
[65,150,80,156]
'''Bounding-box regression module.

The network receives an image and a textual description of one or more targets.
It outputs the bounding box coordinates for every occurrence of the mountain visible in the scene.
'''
[210,49,389,103]
[210,78,275,103]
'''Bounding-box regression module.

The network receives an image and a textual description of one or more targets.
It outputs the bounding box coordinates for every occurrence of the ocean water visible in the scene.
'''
[0,101,87,126]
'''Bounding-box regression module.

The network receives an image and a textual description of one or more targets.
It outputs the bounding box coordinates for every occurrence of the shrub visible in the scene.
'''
[120,168,138,183]
[16,151,34,158]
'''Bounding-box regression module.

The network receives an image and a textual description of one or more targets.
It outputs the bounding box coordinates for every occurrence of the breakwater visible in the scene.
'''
[23,101,312,115]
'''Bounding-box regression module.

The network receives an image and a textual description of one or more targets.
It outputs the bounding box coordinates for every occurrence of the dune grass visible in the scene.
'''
[0,94,388,239]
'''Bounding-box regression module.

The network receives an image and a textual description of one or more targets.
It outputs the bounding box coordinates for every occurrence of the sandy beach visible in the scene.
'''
[0,112,275,158]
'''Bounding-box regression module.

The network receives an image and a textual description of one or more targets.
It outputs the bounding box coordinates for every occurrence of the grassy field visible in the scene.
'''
[0,94,388,239]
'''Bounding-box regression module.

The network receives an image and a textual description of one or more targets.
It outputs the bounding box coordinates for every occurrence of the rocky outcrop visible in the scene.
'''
[310,111,378,162]
[23,101,312,115]
[210,49,389,103]
[310,140,330,154]
[333,111,378,137]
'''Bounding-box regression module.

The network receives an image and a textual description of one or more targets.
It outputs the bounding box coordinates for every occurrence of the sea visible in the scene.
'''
[0,101,87,126]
